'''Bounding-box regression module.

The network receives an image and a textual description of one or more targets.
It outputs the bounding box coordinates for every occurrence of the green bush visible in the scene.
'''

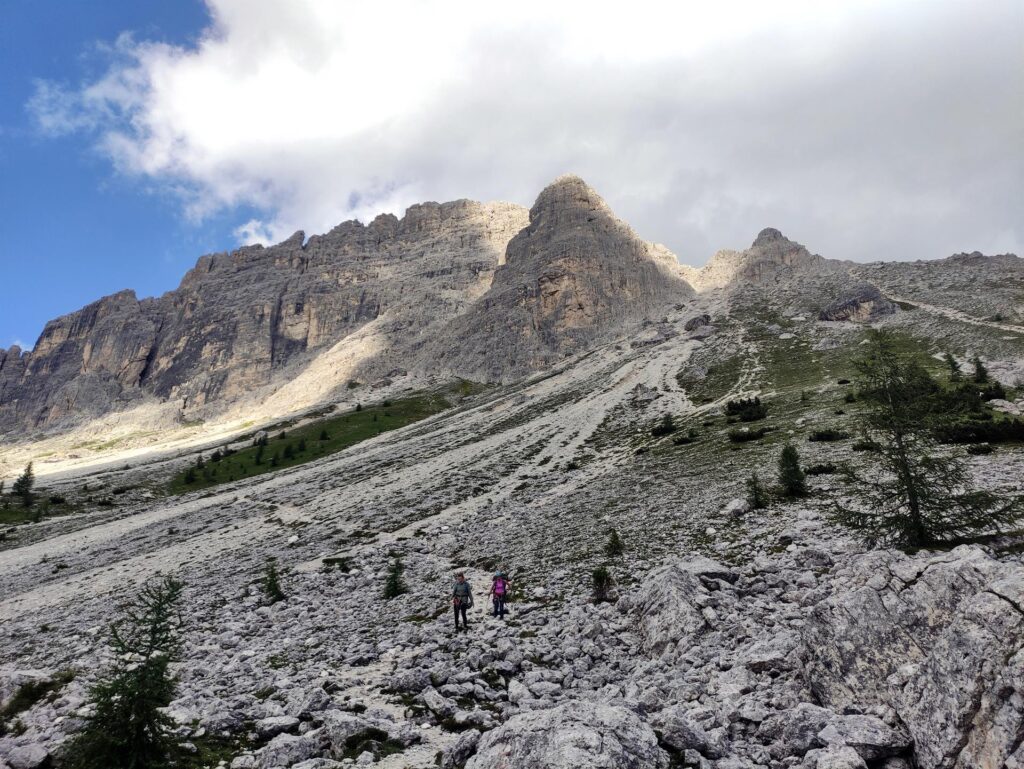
[805,463,838,475]
[808,428,850,442]
[728,427,769,443]
[725,396,768,422]
[651,414,677,437]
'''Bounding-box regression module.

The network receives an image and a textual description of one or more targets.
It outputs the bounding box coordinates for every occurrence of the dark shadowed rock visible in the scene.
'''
[818,284,897,322]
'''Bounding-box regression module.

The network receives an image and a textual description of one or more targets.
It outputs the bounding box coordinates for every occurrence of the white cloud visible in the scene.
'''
[27,0,1024,262]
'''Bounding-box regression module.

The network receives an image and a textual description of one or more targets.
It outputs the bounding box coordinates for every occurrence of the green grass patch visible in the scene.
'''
[168,389,460,494]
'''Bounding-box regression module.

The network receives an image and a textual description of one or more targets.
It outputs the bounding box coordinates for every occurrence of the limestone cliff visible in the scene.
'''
[0,200,527,434]
[424,175,694,381]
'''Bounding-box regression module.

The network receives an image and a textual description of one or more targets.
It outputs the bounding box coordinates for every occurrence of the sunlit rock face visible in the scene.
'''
[424,175,695,382]
[0,199,527,433]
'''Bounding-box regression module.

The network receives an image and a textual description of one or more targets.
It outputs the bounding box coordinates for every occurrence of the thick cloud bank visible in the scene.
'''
[29,0,1023,262]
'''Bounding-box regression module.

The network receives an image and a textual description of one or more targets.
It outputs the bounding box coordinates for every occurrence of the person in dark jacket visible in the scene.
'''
[452,572,473,632]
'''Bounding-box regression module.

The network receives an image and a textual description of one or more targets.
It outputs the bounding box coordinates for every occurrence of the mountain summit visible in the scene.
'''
[425,175,694,380]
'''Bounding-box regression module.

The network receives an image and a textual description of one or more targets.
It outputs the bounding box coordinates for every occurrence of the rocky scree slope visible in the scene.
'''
[1,273,1023,768]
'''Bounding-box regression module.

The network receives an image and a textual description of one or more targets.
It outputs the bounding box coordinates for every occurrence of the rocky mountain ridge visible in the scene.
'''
[2,175,1021,455]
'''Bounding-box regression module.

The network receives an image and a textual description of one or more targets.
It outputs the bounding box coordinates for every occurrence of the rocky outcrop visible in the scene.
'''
[425,175,694,381]
[0,200,527,434]
[464,701,669,769]
[818,284,897,322]
[802,545,1024,769]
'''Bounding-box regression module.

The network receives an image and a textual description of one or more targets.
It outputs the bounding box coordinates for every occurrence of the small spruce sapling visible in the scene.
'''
[605,529,625,556]
[12,462,34,508]
[778,445,806,498]
[383,558,407,599]
[262,559,285,604]
[746,471,767,509]
[973,356,989,384]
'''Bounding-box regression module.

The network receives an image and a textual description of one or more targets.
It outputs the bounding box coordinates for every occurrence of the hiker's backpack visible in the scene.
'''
[493,578,506,596]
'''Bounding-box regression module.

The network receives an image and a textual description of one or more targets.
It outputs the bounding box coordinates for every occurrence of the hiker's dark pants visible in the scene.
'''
[492,596,506,618]
[454,601,468,628]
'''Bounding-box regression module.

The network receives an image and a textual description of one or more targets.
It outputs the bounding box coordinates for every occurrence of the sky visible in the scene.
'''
[1,0,1021,350]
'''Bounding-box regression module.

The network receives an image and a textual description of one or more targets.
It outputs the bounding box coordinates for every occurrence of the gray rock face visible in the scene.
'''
[465,701,668,769]
[5,745,48,769]
[426,175,694,381]
[683,228,834,291]
[802,545,1024,769]
[0,200,527,434]
[618,556,735,657]
[818,284,897,322]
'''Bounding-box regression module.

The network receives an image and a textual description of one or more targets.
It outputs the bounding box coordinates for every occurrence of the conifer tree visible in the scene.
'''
[833,330,1021,547]
[65,576,183,769]
[12,463,34,508]
[592,566,614,603]
[262,559,285,604]
[605,528,625,556]
[778,446,805,498]
[972,356,989,384]
[383,557,406,599]
[746,471,767,509]
[943,352,961,381]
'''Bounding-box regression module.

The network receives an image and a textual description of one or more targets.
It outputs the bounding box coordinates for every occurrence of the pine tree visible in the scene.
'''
[262,559,285,604]
[183,467,197,484]
[195,454,204,469]
[605,528,625,556]
[832,329,1021,547]
[383,558,406,599]
[64,576,183,769]
[254,444,265,465]
[319,429,329,441]
[943,352,961,381]
[283,444,295,461]
[746,471,767,509]
[972,356,989,384]
[778,445,805,498]
[12,463,34,508]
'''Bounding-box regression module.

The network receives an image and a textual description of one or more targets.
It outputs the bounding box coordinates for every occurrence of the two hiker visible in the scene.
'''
[451,571,511,632]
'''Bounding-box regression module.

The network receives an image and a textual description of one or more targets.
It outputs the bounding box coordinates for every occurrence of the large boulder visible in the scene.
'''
[465,702,669,769]
[618,556,737,656]
[817,284,896,322]
[801,545,1024,769]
